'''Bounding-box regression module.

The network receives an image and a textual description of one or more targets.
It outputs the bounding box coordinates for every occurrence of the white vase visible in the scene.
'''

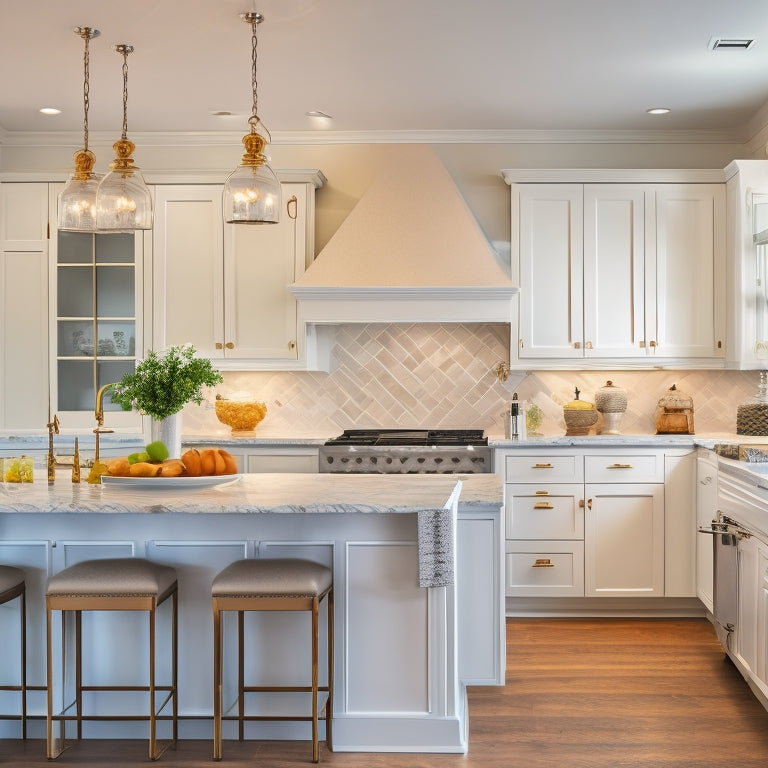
[150,412,182,459]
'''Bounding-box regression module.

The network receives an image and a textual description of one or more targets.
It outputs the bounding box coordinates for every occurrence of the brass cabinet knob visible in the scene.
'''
[225,342,234,349]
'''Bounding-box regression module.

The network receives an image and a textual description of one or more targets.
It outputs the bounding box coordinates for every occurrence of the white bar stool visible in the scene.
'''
[212,557,333,763]
[45,557,178,760]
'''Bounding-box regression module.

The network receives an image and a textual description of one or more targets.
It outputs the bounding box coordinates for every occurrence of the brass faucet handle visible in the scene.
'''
[93,426,115,434]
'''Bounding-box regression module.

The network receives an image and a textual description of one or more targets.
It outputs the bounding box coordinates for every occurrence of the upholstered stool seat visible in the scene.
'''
[0,566,29,738]
[46,558,178,760]
[212,558,334,763]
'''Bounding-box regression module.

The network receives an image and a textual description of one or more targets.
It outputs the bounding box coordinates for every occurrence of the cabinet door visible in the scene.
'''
[584,483,664,597]
[223,184,307,360]
[583,185,646,357]
[695,455,717,610]
[516,184,583,358]
[152,185,225,359]
[0,183,49,430]
[652,184,726,358]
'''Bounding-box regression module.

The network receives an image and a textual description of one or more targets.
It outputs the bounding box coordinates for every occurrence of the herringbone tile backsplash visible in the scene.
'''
[183,323,761,439]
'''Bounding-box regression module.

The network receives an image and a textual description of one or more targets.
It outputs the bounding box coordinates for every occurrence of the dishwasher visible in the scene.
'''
[699,515,751,652]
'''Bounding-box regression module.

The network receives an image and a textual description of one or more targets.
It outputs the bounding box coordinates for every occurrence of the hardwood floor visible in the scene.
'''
[4,618,768,767]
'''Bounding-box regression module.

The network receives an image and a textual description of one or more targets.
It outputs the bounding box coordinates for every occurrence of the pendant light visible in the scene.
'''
[58,26,102,233]
[95,44,153,232]
[223,12,281,224]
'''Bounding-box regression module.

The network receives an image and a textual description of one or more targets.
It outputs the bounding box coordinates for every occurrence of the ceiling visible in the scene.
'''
[3,0,768,141]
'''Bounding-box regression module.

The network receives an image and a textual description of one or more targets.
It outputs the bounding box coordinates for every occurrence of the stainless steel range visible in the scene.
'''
[319,429,490,474]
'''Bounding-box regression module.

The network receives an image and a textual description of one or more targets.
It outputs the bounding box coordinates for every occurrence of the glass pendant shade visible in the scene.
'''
[95,45,153,232]
[96,140,153,232]
[58,149,103,232]
[224,133,281,224]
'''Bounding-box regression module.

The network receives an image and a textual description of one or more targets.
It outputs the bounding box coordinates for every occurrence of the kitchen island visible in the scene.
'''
[0,471,503,753]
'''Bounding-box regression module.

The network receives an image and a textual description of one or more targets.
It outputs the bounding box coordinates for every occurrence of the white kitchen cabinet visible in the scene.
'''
[584,483,664,597]
[695,450,717,611]
[725,160,768,369]
[507,171,726,368]
[48,185,144,431]
[152,176,321,370]
[189,445,320,473]
[498,446,695,607]
[0,182,49,431]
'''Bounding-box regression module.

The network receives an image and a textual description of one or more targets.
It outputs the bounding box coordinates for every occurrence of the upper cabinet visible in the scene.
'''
[152,174,322,370]
[48,184,145,431]
[0,182,50,431]
[724,160,768,370]
[505,170,726,369]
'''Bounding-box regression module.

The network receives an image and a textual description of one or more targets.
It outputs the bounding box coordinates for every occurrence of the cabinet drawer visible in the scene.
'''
[505,484,584,540]
[504,454,583,483]
[584,453,663,483]
[505,540,584,597]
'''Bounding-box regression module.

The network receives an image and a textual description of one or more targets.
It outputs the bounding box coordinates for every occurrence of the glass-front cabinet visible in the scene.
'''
[50,188,144,430]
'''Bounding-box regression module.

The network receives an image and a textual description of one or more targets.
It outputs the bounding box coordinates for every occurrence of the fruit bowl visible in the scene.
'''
[215,398,267,434]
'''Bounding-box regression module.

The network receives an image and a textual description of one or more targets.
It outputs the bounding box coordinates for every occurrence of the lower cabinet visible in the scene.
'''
[584,483,664,596]
[184,444,320,473]
[499,446,695,602]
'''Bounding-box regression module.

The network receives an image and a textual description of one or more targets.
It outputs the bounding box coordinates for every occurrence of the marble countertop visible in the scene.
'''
[0,471,502,516]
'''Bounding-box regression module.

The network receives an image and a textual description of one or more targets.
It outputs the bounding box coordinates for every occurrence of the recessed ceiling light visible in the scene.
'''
[647,107,671,115]
[39,107,62,115]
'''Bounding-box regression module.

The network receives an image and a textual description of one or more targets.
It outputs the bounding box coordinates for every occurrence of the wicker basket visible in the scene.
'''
[736,403,768,436]
[563,408,598,436]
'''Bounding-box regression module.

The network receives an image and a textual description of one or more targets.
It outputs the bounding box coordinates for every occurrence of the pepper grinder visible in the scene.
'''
[46,413,60,483]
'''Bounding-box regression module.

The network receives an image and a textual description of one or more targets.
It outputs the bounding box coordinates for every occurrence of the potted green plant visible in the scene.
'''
[110,344,223,456]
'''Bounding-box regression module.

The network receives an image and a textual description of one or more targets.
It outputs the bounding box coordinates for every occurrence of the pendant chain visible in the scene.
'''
[82,31,91,151]
[251,16,259,124]
[121,48,129,140]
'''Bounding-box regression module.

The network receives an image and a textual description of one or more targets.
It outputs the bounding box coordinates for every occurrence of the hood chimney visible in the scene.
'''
[290,145,517,326]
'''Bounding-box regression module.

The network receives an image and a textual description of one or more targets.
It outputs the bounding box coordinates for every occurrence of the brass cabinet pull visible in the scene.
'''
[574,341,581,349]
[649,340,657,348]
[288,340,297,350]
[587,498,593,509]
[286,194,298,220]
[579,499,585,508]
[533,463,553,469]
[534,490,550,495]
[215,342,223,349]
[639,340,646,348]
[225,342,234,349]
[607,463,633,469]
[533,501,554,509]
[585,341,593,349]
[532,558,554,568]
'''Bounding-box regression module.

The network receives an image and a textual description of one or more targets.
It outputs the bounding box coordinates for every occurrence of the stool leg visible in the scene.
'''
[238,610,244,742]
[172,589,178,748]
[213,600,222,761]
[20,588,27,739]
[149,604,158,760]
[312,597,319,763]
[75,611,82,741]
[326,588,334,753]
[46,604,54,759]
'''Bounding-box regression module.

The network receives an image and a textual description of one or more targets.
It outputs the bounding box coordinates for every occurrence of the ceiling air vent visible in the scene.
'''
[709,37,755,50]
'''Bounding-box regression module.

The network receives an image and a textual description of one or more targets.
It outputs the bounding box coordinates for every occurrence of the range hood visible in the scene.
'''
[289,145,517,325]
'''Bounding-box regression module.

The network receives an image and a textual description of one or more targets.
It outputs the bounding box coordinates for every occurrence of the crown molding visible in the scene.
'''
[0,126,746,148]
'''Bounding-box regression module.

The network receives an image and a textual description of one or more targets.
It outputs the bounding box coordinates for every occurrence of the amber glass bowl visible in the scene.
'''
[215,398,267,434]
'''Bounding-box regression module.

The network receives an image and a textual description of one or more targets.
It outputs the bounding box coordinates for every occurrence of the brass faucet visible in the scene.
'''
[46,413,60,483]
[94,383,116,463]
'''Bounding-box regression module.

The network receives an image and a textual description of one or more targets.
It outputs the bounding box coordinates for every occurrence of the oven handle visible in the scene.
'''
[698,520,751,540]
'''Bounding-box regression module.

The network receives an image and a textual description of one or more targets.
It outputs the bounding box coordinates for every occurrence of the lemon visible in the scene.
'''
[563,386,595,410]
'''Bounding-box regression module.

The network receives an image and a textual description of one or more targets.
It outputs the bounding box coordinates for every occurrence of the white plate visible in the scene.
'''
[100,475,240,490]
